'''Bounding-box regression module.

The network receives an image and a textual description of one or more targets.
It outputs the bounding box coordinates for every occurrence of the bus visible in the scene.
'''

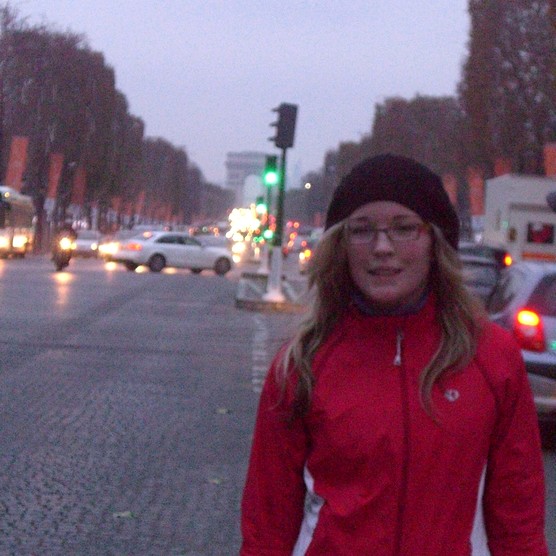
[0,186,35,257]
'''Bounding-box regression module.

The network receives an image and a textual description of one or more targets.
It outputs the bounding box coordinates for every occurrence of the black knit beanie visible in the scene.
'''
[325,154,460,249]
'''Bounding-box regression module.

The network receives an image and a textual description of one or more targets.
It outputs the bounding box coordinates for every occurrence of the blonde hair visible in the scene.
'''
[279,222,486,418]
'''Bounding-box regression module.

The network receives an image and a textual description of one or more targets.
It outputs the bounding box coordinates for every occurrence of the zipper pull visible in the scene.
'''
[393,329,403,366]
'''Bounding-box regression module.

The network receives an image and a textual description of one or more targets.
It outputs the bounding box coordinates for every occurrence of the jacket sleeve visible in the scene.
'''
[240,358,309,555]
[483,342,548,556]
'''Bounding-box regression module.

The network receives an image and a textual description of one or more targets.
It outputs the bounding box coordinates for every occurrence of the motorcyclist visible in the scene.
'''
[51,221,77,261]
[55,221,78,242]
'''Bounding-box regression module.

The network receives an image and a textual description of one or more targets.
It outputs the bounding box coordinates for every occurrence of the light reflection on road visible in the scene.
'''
[52,270,74,306]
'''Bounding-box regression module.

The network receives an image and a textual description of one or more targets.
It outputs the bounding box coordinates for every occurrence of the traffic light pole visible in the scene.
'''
[263,148,287,302]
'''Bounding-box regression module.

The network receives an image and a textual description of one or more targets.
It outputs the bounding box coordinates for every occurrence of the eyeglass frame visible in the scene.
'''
[343,218,430,245]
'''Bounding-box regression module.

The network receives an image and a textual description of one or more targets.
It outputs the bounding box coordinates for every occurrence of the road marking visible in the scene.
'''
[251,314,269,393]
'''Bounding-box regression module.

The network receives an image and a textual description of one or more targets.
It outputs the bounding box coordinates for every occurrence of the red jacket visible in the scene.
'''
[241,297,548,555]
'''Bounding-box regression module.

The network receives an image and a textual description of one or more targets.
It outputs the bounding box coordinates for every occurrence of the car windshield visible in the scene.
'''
[196,235,229,248]
[78,230,100,239]
[527,274,556,317]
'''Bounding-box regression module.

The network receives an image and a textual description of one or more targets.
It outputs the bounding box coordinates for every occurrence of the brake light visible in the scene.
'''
[513,309,545,351]
[503,254,512,266]
[124,242,143,251]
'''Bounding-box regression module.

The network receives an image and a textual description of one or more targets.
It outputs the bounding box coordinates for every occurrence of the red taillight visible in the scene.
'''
[513,309,545,351]
[124,242,143,251]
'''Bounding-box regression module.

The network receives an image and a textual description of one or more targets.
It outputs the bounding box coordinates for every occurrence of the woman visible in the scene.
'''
[240,154,548,555]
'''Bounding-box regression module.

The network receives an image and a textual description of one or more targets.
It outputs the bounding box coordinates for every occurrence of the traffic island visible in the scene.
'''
[235,271,308,313]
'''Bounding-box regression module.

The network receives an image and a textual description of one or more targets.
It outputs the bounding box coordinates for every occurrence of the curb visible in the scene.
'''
[235,271,308,314]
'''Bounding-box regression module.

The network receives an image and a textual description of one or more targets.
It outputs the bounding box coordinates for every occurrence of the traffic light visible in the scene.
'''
[255,196,267,215]
[263,228,274,241]
[269,103,298,149]
[263,155,278,187]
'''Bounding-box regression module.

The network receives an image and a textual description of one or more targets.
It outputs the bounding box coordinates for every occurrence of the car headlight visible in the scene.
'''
[12,235,27,248]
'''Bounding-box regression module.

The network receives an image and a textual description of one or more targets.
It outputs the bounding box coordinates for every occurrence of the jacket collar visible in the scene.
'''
[351,287,430,317]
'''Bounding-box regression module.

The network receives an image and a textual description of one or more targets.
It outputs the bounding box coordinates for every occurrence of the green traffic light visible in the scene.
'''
[264,170,278,186]
[263,229,274,240]
[263,155,278,187]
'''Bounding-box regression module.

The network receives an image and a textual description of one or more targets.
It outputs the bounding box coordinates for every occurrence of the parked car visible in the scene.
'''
[74,230,102,258]
[458,241,512,270]
[486,262,556,445]
[459,253,500,304]
[113,231,234,275]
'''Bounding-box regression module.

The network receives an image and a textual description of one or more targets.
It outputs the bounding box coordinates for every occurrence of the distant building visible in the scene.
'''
[225,151,267,207]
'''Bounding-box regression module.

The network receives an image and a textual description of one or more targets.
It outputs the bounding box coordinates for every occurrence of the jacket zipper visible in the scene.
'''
[393,328,411,556]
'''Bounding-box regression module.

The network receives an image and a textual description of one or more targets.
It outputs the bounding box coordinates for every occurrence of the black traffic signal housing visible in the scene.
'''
[269,103,298,149]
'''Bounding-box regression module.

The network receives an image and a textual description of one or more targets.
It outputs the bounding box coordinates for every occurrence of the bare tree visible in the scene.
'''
[460,0,556,174]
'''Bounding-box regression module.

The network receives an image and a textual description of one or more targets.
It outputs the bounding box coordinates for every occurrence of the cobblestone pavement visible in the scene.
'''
[0,257,302,555]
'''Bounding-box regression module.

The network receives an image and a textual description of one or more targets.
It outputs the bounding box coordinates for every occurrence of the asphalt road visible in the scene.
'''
[0,255,553,554]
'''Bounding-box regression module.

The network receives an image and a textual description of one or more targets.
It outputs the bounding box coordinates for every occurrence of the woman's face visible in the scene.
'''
[345,201,433,310]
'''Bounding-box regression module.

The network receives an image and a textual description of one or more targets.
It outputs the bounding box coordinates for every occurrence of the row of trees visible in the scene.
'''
[0,5,231,248]
[1,1,553,241]
[297,0,555,230]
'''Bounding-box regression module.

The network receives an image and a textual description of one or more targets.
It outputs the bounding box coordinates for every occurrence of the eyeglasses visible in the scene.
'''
[344,220,429,245]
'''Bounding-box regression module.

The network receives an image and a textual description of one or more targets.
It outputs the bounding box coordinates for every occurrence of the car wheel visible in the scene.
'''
[148,254,166,272]
[124,261,138,272]
[191,268,202,274]
[214,257,231,276]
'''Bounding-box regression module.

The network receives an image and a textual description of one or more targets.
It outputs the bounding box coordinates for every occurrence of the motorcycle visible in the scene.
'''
[52,235,75,271]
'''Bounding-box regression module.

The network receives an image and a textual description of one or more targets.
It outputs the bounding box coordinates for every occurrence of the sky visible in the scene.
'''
[18,0,470,188]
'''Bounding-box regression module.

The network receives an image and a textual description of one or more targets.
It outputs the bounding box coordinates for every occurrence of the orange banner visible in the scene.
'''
[543,143,556,177]
[4,136,29,191]
[441,174,458,207]
[123,200,133,217]
[135,191,146,216]
[467,166,485,216]
[111,196,122,213]
[494,157,512,177]
[46,153,64,199]
[70,165,87,206]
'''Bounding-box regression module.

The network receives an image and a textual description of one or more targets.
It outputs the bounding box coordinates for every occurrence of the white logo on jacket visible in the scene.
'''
[444,388,460,402]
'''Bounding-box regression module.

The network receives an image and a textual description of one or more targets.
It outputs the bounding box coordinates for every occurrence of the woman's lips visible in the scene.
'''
[369,267,401,276]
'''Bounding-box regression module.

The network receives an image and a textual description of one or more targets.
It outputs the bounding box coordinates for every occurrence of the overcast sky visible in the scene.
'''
[18,0,470,187]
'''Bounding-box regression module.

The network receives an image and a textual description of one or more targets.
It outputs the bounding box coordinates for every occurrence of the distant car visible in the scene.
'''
[74,230,102,258]
[459,253,500,304]
[486,262,556,444]
[113,231,234,275]
[298,238,319,274]
[458,241,512,270]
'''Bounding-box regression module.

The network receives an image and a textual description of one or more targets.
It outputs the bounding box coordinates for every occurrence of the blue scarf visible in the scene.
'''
[351,287,430,317]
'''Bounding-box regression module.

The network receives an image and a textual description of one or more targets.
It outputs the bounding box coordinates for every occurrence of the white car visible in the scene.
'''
[114,231,234,275]
[74,230,102,258]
